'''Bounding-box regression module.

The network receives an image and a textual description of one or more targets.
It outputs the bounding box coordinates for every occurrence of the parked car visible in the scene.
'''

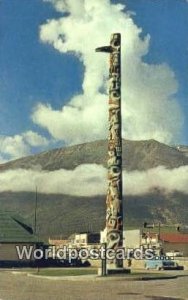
[144,259,184,270]
[165,250,183,257]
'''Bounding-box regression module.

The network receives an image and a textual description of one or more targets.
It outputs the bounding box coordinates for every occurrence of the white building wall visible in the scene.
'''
[124,230,141,249]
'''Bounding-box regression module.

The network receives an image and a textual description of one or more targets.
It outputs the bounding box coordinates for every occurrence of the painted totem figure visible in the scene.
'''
[96,33,123,268]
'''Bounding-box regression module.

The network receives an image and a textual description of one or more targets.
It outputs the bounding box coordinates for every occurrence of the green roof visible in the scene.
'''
[0,211,39,243]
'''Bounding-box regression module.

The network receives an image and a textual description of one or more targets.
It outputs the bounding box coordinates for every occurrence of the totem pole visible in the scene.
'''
[96,33,123,268]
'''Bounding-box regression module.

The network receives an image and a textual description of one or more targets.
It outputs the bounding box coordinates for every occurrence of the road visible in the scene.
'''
[0,270,188,300]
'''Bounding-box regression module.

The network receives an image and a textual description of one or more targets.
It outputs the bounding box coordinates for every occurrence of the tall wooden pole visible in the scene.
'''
[96,33,123,269]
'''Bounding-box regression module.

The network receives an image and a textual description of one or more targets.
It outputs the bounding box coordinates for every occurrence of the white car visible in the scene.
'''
[166,250,183,257]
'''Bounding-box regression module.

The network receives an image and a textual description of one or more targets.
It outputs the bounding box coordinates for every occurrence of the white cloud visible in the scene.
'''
[0,164,188,196]
[0,135,29,160]
[125,165,188,196]
[23,130,49,147]
[0,131,50,162]
[32,94,108,144]
[0,164,106,196]
[32,0,183,145]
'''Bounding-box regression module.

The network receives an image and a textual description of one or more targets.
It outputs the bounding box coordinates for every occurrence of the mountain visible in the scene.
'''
[0,139,188,239]
[0,139,188,171]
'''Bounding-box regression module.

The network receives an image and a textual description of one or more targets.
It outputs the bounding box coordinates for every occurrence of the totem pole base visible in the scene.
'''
[107,264,130,275]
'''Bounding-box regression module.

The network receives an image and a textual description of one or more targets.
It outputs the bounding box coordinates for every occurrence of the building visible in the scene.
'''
[48,238,69,249]
[0,211,43,267]
[101,228,188,257]
[160,233,188,256]
[48,238,69,258]
[141,232,162,253]
[101,229,162,253]
[69,232,100,249]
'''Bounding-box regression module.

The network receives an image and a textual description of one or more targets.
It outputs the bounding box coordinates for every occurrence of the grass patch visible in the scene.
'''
[35,268,97,277]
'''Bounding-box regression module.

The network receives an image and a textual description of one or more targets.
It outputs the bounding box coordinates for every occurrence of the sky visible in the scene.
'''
[0,0,188,163]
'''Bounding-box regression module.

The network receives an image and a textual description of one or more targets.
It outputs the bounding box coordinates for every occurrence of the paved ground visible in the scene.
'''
[0,270,188,300]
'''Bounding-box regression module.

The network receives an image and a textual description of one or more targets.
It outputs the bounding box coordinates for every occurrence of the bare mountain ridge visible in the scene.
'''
[0,139,188,172]
[0,139,188,237]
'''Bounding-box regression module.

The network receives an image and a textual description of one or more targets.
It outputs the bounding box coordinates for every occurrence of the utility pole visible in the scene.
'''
[96,33,123,269]
[34,186,38,235]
